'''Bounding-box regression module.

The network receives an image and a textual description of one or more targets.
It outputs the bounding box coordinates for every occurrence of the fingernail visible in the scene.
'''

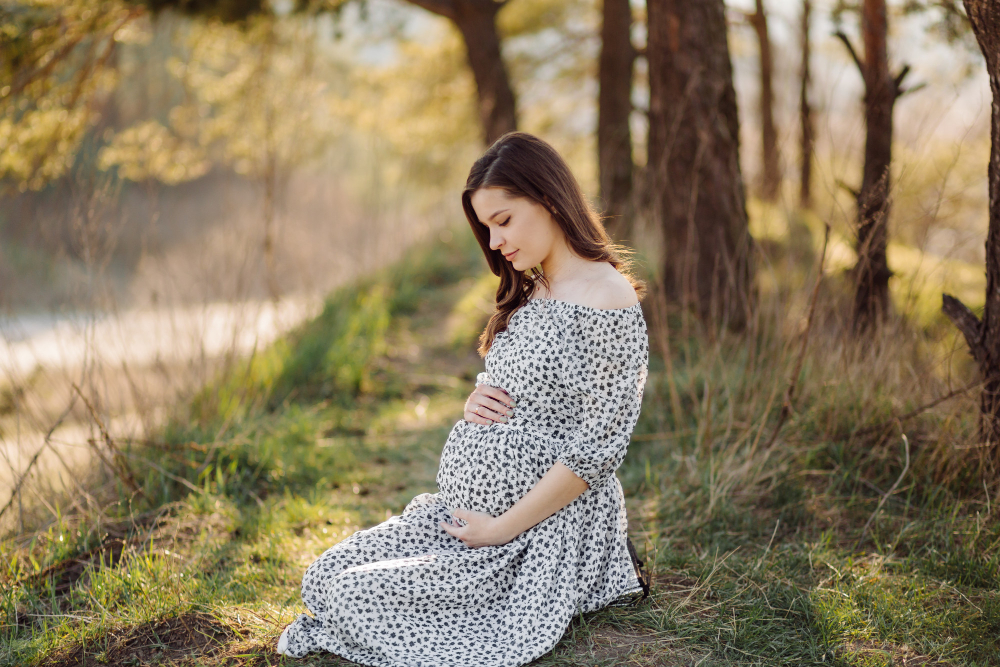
[499,416,508,423]
[505,410,513,416]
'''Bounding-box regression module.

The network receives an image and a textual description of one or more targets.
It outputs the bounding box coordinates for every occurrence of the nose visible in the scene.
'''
[489,228,504,251]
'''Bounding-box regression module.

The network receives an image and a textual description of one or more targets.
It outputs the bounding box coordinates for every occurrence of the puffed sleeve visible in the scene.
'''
[554,309,648,491]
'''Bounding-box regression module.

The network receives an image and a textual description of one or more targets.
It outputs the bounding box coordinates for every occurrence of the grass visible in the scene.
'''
[2,210,999,666]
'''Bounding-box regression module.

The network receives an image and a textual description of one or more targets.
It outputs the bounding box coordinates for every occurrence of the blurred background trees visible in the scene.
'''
[7,5,1000,661]
[3,0,1000,463]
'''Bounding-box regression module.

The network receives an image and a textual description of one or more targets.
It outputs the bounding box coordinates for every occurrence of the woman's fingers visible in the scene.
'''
[463,404,497,425]
[464,383,515,425]
[440,520,472,546]
[476,384,514,409]
[472,386,514,418]
[480,397,513,418]
[440,521,461,538]
[464,400,510,424]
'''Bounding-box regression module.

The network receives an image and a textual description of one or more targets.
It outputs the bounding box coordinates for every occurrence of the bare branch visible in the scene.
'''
[0,396,77,524]
[893,63,912,97]
[72,384,144,499]
[764,224,831,451]
[844,378,984,440]
[942,293,986,365]
[856,434,910,550]
[834,30,865,75]
[836,178,860,200]
[898,81,927,97]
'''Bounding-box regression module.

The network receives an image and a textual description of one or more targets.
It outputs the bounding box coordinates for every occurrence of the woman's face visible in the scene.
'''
[469,187,563,272]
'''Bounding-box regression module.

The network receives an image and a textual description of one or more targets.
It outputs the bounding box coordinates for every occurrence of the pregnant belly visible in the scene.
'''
[437,421,556,516]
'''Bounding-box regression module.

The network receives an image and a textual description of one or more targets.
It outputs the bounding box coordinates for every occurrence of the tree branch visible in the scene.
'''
[898,81,927,97]
[942,293,986,365]
[893,63,912,97]
[836,178,860,200]
[834,30,865,76]
[5,34,86,101]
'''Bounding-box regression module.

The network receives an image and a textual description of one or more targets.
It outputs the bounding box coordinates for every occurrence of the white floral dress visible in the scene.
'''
[281,297,649,666]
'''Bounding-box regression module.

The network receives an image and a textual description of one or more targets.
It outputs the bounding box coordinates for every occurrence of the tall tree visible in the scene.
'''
[836,0,912,332]
[408,0,517,144]
[136,0,518,145]
[597,0,635,241]
[942,0,1000,464]
[646,0,753,330]
[799,0,814,209]
[747,0,781,201]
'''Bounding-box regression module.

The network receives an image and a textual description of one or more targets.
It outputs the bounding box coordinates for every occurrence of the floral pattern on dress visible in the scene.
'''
[282,298,649,667]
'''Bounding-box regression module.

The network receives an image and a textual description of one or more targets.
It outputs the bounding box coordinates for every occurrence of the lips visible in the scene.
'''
[503,250,518,260]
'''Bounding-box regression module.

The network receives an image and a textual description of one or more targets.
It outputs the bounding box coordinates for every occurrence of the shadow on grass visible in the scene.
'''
[39,611,235,667]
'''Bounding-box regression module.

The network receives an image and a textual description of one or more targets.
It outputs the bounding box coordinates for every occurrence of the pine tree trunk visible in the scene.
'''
[943,0,1000,461]
[852,0,895,331]
[597,0,635,241]
[749,0,781,201]
[407,0,517,145]
[647,0,753,330]
[799,0,814,209]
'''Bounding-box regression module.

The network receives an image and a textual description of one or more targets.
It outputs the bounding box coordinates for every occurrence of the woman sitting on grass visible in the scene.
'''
[277,131,650,666]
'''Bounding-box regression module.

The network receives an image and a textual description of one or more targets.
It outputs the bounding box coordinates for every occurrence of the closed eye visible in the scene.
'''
[499,217,511,227]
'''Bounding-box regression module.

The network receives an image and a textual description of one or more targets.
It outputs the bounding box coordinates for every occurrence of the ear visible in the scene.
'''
[541,196,558,216]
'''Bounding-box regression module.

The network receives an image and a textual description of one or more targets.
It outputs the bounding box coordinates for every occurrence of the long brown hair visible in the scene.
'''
[462,131,646,357]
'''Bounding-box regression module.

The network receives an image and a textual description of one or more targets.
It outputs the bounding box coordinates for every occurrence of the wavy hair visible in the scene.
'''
[462,132,645,357]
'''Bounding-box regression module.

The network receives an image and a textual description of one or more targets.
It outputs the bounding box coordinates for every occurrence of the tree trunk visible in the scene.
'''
[943,0,1000,461]
[407,0,517,145]
[848,0,901,332]
[647,0,753,330]
[598,0,635,241]
[799,0,814,209]
[748,0,781,201]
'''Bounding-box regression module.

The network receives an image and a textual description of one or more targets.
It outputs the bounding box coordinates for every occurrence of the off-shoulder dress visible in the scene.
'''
[280,297,650,666]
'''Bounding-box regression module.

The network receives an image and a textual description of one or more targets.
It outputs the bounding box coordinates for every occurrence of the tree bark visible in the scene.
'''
[748,0,781,201]
[408,0,518,145]
[943,0,1000,460]
[799,0,814,209]
[839,0,909,332]
[647,0,753,330]
[598,0,636,241]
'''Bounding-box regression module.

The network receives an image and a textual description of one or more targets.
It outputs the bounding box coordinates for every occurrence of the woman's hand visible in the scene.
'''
[464,383,515,425]
[440,509,514,548]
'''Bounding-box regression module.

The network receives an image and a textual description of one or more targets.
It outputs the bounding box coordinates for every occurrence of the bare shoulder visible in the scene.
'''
[581,264,639,310]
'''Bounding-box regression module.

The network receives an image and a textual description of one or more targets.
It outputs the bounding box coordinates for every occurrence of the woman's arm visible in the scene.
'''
[440,462,588,548]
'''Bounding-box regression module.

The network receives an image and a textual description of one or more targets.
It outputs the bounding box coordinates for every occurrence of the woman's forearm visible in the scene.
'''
[493,462,588,542]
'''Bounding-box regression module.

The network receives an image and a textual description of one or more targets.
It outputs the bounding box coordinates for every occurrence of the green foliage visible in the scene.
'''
[0,0,136,191]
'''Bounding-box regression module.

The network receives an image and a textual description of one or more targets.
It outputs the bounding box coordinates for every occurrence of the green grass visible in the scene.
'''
[3,214,999,666]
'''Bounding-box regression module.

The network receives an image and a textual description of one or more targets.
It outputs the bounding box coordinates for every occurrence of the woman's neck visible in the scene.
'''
[536,246,607,299]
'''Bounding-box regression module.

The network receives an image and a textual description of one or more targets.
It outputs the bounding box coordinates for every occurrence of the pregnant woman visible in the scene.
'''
[277,131,650,666]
